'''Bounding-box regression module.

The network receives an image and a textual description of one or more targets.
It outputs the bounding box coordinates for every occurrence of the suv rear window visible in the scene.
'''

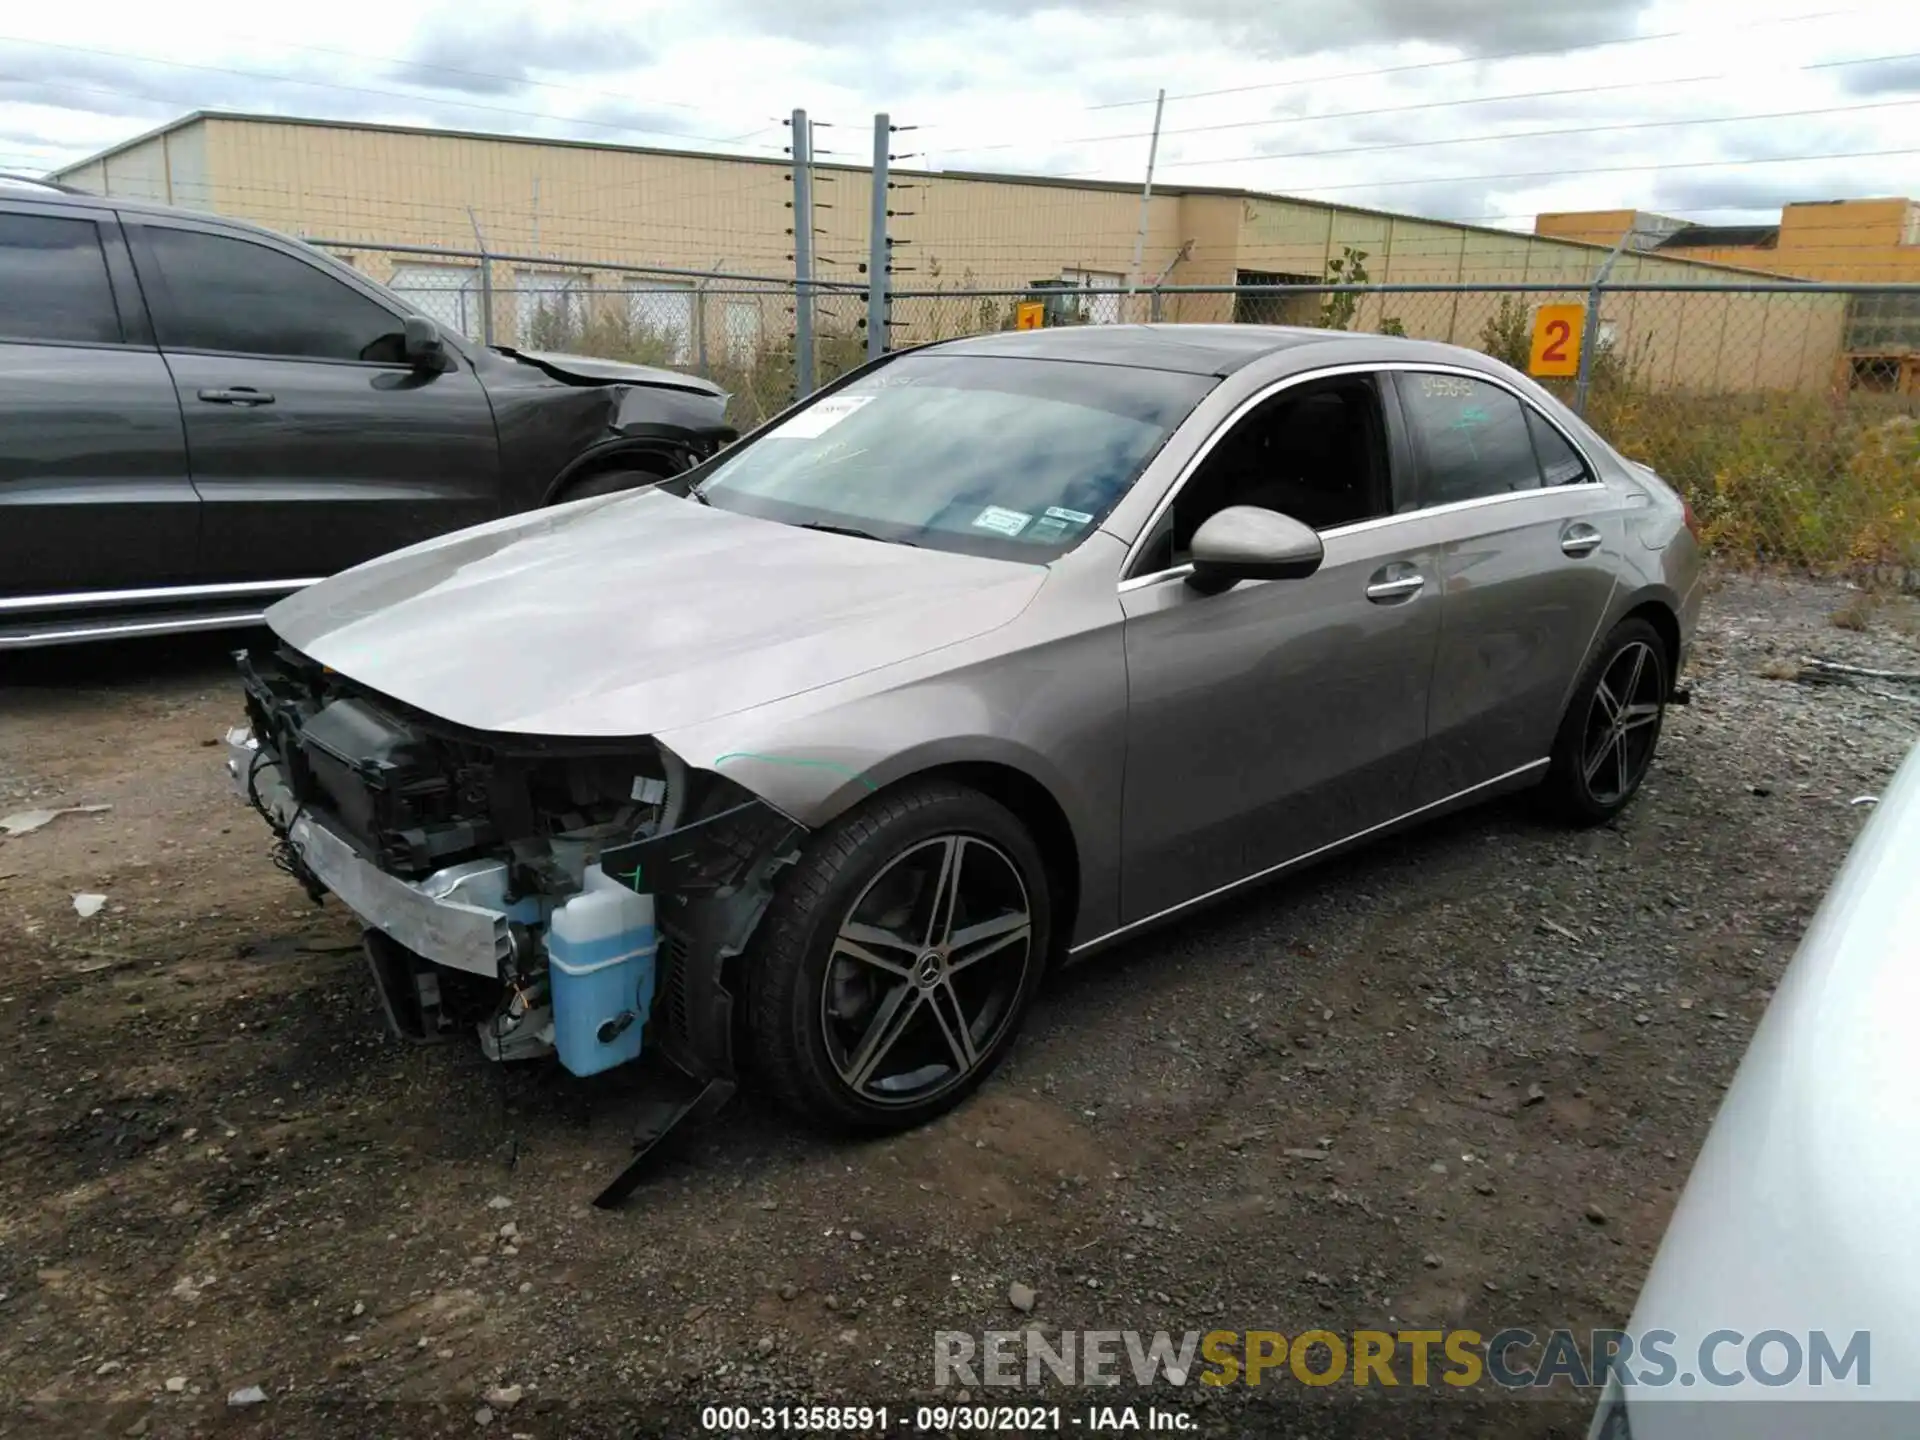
[140,225,407,362]
[0,212,122,345]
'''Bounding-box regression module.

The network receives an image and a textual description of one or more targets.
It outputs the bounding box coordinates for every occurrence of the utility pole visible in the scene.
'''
[790,108,815,400]
[1126,88,1166,318]
[867,113,890,363]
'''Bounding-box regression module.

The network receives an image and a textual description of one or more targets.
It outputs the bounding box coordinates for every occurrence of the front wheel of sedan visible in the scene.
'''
[1543,616,1670,826]
[746,780,1051,1134]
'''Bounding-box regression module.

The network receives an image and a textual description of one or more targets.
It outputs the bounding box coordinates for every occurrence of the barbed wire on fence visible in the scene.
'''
[306,236,1920,583]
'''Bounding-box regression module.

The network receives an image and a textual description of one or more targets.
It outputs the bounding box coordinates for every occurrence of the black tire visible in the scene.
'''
[555,466,666,503]
[746,780,1051,1134]
[1542,616,1670,825]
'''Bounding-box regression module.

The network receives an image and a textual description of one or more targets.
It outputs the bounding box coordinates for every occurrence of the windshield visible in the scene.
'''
[695,353,1214,560]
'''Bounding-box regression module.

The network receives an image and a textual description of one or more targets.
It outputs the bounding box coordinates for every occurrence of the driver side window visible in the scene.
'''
[1134,375,1394,575]
[139,225,410,363]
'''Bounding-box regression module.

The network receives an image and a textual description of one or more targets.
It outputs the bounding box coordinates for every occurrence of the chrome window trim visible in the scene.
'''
[1116,563,1194,595]
[1117,359,1602,588]
[1069,757,1550,955]
[0,578,320,613]
[0,611,273,649]
[0,334,152,353]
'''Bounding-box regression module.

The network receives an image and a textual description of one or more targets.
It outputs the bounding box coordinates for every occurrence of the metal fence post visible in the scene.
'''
[1573,283,1605,417]
[1574,230,1635,416]
[868,112,890,363]
[791,108,815,400]
[694,275,710,376]
[467,207,496,347]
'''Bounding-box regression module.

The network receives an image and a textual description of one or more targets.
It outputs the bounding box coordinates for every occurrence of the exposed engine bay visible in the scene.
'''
[229,646,804,1203]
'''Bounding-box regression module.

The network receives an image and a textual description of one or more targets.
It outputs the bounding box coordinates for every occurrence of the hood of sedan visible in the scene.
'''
[264,489,1045,737]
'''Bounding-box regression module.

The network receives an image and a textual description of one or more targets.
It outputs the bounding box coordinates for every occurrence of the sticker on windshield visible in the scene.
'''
[971,505,1033,537]
[1044,506,1095,526]
[1028,516,1071,542]
[769,393,874,439]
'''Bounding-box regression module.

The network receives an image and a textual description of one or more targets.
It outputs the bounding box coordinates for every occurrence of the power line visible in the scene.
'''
[1107,96,1920,176]
[1074,5,1865,112]
[942,46,1920,161]
[217,31,718,115]
[0,36,781,151]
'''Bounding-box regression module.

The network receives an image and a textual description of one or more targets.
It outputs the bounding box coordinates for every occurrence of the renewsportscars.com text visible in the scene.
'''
[933,1327,1871,1390]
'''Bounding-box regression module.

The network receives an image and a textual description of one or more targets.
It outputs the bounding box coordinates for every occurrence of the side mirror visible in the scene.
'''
[1187,505,1324,593]
[402,315,447,371]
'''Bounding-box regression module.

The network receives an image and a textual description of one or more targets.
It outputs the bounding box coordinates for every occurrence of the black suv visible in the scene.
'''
[0,178,734,649]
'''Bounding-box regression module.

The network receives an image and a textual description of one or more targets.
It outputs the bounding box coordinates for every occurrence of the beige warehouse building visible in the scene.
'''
[52,110,1853,393]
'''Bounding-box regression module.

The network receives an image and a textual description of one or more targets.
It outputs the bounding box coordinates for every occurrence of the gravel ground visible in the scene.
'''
[2,572,1916,1440]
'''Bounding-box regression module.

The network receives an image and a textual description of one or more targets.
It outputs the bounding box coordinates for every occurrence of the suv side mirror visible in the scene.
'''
[1187,505,1324,593]
[402,315,448,371]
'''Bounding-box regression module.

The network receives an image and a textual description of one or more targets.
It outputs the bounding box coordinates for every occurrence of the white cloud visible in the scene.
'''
[3,0,1917,231]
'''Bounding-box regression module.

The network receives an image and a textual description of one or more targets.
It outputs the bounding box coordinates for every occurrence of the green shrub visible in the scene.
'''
[1590,388,1920,583]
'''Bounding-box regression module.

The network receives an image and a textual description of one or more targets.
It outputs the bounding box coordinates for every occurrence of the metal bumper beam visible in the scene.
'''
[224,729,514,978]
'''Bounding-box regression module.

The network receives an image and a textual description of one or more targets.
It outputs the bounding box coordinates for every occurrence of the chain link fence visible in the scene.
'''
[314,241,824,431]
[882,280,1920,583]
[315,238,1920,583]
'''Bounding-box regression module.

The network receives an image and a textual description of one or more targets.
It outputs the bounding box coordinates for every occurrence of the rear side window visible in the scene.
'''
[1399,372,1539,506]
[1526,408,1593,485]
[0,212,122,344]
[141,226,406,362]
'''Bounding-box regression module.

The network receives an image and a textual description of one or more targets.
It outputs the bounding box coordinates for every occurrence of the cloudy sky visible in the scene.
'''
[3,0,1918,231]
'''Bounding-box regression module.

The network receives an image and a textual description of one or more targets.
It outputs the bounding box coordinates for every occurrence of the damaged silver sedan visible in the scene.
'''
[228,325,1702,1200]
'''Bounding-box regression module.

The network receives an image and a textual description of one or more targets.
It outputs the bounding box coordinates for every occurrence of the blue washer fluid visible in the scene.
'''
[546,863,657,1077]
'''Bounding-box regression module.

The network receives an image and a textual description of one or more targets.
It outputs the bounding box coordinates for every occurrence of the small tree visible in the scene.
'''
[1479,296,1532,370]
[1319,246,1370,330]
[523,296,584,352]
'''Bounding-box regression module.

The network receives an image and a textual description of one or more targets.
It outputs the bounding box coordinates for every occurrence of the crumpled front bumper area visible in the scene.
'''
[225,727,526,979]
[226,704,805,1081]
[224,662,807,1205]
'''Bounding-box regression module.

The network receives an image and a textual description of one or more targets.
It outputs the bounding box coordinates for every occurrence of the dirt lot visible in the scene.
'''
[2,573,1917,1439]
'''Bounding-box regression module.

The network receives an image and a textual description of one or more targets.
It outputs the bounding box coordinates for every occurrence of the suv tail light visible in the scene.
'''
[1682,498,1700,541]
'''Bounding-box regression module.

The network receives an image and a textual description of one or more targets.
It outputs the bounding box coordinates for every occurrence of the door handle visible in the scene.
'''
[1365,573,1425,603]
[197,387,275,406]
[1561,524,1602,557]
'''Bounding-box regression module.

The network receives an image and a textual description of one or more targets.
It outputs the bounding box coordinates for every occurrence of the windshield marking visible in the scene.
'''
[768,393,873,440]
[971,506,1033,537]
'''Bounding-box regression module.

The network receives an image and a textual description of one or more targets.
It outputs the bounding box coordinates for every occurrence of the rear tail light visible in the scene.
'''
[1682,498,1701,541]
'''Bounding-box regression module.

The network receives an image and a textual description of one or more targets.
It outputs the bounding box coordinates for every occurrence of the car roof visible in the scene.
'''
[1,177,167,214]
[930,323,1483,377]
[0,177,301,240]
[0,173,86,197]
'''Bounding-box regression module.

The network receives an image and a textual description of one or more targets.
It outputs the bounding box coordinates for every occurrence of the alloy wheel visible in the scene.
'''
[819,834,1034,1107]
[1582,640,1664,806]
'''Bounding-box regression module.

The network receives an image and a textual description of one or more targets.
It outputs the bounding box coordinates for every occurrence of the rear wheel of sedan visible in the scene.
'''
[746,780,1050,1133]
[1543,616,1670,825]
